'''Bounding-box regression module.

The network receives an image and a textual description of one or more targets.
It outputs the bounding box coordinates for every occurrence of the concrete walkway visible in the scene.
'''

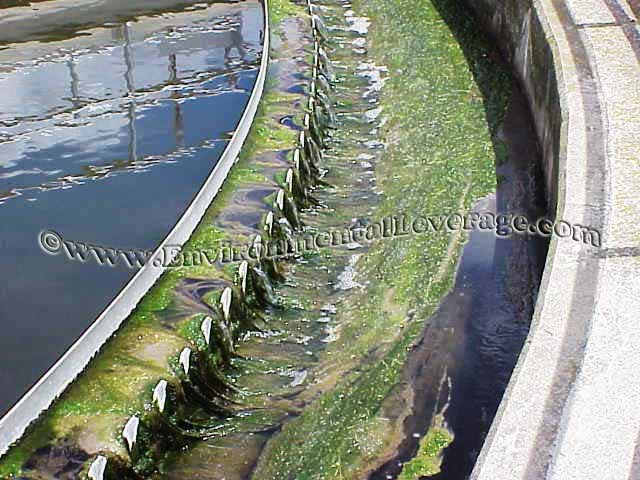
[469,0,640,479]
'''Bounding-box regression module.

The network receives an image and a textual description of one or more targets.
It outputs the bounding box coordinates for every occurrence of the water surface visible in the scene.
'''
[0,0,264,417]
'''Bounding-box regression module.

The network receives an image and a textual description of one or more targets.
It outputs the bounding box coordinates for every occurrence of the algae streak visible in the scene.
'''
[399,419,453,479]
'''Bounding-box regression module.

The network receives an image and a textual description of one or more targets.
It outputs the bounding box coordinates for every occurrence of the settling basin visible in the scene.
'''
[0,0,264,417]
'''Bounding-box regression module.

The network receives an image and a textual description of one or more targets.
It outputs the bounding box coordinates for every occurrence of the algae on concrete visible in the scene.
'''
[251,0,511,477]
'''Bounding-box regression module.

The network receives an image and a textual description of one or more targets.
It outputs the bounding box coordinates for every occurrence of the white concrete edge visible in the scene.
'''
[470,0,598,477]
[0,0,270,458]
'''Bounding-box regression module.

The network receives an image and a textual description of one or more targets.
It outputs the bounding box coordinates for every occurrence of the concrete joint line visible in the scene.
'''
[577,19,637,28]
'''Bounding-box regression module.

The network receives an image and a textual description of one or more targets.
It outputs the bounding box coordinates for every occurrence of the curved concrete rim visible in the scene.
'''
[0,0,271,458]
[469,0,640,479]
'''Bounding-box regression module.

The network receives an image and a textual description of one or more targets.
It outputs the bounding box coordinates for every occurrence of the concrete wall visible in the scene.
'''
[468,0,640,479]
[469,0,562,213]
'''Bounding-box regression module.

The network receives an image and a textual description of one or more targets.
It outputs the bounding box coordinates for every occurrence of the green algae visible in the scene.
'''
[240,89,300,157]
[250,0,511,477]
[399,424,453,479]
[268,0,304,26]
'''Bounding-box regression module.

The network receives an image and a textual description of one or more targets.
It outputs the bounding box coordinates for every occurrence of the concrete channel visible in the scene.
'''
[0,0,638,477]
[468,0,640,478]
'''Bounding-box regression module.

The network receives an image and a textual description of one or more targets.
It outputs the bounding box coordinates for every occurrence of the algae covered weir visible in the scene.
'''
[0,1,264,416]
[0,0,549,479]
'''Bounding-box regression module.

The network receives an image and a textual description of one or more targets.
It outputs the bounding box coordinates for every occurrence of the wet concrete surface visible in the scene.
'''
[0,0,263,417]
[370,85,548,480]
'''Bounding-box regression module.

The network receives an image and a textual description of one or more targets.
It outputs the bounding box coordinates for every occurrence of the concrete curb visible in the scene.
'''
[469,0,640,479]
[0,0,271,459]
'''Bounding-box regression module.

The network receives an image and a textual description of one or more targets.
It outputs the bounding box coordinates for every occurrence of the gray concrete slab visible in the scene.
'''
[566,0,616,26]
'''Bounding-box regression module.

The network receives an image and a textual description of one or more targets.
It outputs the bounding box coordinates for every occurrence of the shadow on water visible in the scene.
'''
[371,83,548,480]
[427,85,548,480]
[424,2,549,476]
[369,0,549,474]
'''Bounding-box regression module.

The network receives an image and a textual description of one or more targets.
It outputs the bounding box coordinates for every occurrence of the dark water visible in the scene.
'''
[430,86,548,480]
[0,0,263,417]
[370,85,548,480]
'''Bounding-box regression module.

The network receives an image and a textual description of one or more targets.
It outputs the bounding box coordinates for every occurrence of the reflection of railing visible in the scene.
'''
[122,22,138,162]
[2,9,252,148]
[0,0,270,458]
[104,17,248,158]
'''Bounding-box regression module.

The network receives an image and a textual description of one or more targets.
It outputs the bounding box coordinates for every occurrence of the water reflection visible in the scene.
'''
[0,7,260,202]
[0,0,263,417]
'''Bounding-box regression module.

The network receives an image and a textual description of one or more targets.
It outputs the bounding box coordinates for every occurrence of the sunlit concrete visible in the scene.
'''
[468,0,640,478]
